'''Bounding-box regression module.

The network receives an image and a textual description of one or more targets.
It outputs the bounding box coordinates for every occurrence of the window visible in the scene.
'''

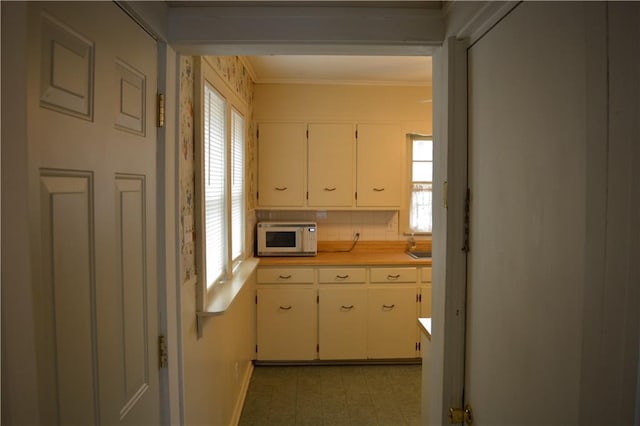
[203,83,226,288]
[196,59,247,301]
[230,109,244,261]
[409,138,433,233]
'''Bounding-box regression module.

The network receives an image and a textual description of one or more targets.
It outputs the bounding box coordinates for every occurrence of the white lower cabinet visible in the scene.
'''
[256,287,317,360]
[318,287,367,359]
[256,265,422,361]
[420,267,433,318]
[367,287,418,359]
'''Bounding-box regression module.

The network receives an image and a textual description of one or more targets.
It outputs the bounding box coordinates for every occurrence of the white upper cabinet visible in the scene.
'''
[356,123,403,207]
[307,123,355,208]
[256,121,406,209]
[257,122,307,207]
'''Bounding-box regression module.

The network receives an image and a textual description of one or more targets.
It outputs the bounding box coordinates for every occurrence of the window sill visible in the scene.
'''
[196,257,259,317]
[402,232,432,237]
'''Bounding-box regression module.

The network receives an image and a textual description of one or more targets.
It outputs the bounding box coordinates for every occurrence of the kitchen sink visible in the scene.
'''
[406,250,432,259]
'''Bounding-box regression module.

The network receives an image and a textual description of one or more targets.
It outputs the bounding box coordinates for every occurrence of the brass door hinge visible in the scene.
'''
[159,335,168,369]
[443,180,448,208]
[462,188,470,253]
[157,93,165,128]
[448,405,473,425]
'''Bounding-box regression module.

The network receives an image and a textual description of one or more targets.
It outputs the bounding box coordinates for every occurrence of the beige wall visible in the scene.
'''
[254,83,431,134]
[181,276,256,425]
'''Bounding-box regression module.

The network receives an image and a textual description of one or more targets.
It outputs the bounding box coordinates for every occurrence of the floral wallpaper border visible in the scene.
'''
[179,55,257,284]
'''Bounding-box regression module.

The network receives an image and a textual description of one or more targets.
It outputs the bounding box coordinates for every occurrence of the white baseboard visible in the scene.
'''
[230,362,254,426]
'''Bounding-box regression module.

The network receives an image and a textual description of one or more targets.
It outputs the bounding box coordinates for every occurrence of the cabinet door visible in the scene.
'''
[256,288,317,360]
[367,287,418,358]
[318,287,367,360]
[420,286,432,318]
[420,267,432,317]
[257,122,306,207]
[356,123,403,207]
[308,123,355,207]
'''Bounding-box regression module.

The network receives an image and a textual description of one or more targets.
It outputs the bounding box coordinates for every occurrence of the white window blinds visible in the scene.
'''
[231,109,244,261]
[203,84,226,288]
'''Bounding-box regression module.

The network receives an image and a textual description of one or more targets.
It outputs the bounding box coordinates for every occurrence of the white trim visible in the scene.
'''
[430,36,468,425]
[443,1,520,43]
[197,258,259,317]
[252,78,432,87]
[230,362,255,426]
[238,56,258,82]
[158,44,183,426]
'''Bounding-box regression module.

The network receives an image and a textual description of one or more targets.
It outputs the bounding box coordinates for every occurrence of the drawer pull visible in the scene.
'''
[323,187,337,192]
[278,275,292,279]
[279,305,292,310]
[373,187,385,192]
[336,274,350,279]
[387,274,401,280]
[274,187,288,191]
[382,304,395,310]
[340,305,354,310]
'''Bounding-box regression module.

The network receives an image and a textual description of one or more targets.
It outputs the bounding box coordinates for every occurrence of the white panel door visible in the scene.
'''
[465,2,588,423]
[28,3,160,424]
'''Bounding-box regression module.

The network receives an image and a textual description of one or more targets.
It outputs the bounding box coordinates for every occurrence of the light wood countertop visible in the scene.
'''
[257,240,432,267]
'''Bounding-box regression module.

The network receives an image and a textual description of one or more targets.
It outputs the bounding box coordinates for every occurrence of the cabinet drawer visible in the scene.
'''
[257,268,314,284]
[422,267,432,283]
[370,267,417,283]
[318,268,366,284]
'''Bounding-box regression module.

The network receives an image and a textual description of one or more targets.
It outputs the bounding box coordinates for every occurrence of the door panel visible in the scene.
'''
[28,2,160,424]
[116,175,151,417]
[466,2,587,423]
[367,287,417,358]
[257,122,306,207]
[256,288,317,360]
[318,287,367,359]
[38,172,98,425]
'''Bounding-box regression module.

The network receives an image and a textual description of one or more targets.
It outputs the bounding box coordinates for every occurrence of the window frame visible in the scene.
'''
[406,135,433,235]
[194,57,248,312]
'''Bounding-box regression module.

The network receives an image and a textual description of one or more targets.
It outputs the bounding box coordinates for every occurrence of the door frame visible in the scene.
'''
[126,2,516,425]
[125,2,640,424]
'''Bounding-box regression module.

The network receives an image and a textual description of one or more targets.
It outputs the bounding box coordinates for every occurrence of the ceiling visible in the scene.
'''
[242,55,432,85]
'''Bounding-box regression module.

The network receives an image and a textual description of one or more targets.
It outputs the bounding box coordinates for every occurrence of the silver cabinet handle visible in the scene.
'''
[275,187,288,191]
[279,305,292,310]
[340,305,354,310]
[387,274,400,280]
[373,187,385,192]
[336,274,350,279]
[323,187,337,191]
[382,304,395,310]
[278,275,292,279]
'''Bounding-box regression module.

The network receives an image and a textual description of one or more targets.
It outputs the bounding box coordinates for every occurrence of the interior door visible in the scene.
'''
[465,2,589,424]
[28,2,160,424]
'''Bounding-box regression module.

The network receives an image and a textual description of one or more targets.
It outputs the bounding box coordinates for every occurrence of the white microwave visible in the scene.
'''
[256,222,317,256]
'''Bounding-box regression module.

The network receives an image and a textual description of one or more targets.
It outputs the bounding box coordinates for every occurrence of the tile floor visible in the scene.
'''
[239,364,422,426]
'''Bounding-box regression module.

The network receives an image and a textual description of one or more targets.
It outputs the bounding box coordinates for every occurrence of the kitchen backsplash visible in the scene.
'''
[256,210,402,241]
